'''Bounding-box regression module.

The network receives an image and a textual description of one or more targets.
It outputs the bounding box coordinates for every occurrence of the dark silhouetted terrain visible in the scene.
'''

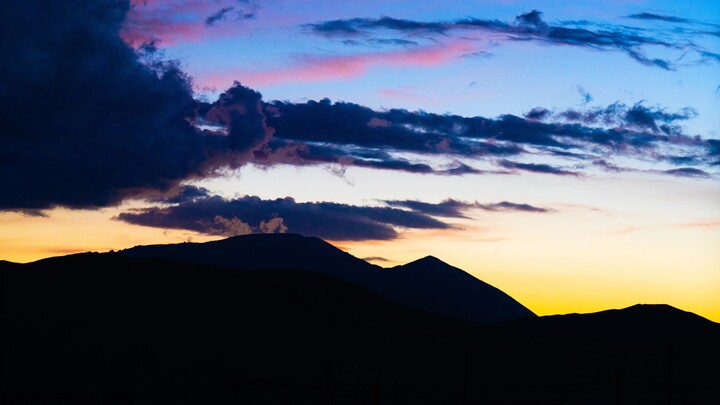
[2,237,719,404]
[119,234,535,323]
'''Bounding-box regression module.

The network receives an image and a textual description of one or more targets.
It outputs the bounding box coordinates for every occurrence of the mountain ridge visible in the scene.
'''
[118,233,535,323]
[2,253,718,403]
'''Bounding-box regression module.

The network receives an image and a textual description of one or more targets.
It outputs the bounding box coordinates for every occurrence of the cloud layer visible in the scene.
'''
[117,188,550,240]
[256,98,715,178]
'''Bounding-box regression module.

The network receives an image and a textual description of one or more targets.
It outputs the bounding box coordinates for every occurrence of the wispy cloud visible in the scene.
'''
[305,10,720,69]
[383,199,550,217]
[199,40,475,88]
[121,0,261,46]
[614,218,720,235]
[500,160,581,177]
[362,256,393,263]
[626,13,694,24]
[662,167,711,178]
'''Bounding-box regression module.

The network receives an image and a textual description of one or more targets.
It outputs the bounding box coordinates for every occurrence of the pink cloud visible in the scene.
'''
[378,86,427,104]
[367,117,392,128]
[614,219,720,235]
[121,0,258,46]
[673,219,720,230]
[198,40,477,89]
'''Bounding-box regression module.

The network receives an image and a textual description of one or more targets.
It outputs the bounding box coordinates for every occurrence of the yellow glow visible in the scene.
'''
[0,206,220,263]
[1,168,718,323]
[339,210,720,323]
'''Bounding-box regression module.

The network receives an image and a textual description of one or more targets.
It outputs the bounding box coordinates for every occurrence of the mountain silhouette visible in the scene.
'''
[384,255,534,322]
[119,233,534,323]
[2,252,718,403]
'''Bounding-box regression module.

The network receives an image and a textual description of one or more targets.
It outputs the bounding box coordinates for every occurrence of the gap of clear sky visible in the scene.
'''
[1,0,718,320]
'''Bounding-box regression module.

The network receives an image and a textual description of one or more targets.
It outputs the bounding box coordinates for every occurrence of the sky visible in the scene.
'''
[1,0,719,320]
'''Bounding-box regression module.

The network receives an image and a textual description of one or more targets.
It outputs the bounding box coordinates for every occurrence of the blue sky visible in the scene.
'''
[150,0,719,137]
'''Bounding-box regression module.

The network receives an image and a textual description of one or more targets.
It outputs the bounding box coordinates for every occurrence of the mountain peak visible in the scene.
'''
[403,255,450,268]
[120,233,376,274]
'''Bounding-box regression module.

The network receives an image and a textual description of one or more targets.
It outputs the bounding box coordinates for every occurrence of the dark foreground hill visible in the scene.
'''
[119,234,535,323]
[2,252,719,404]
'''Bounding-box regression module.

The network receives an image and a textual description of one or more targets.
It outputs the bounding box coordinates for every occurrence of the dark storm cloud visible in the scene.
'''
[262,99,527,171]
[202,84,273,159]
[280,99,688,153]
[305,10,719,69]
[383,199,550,217]
[147,185,212,204]
[0,1,273,210]
[265,99,546,155]
[1,0,199,209]
[261,98,714,178]
[268,98,702,156]
[117,195,452,241]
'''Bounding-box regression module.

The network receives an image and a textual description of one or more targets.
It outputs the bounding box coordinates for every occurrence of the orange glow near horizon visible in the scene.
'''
[2,190,717,324]
[0,208,221,264]
[337,223,720,323]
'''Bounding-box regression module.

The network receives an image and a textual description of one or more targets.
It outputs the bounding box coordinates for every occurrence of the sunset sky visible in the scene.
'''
[1,0,718,321]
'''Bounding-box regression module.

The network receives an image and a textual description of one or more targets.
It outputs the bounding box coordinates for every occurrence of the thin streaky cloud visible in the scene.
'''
[626,13,694,24]
[383,199,551,217]
[305,10,720,69]
[199,40,476,87]
[362,256,393,263]
[613,219,720,235]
